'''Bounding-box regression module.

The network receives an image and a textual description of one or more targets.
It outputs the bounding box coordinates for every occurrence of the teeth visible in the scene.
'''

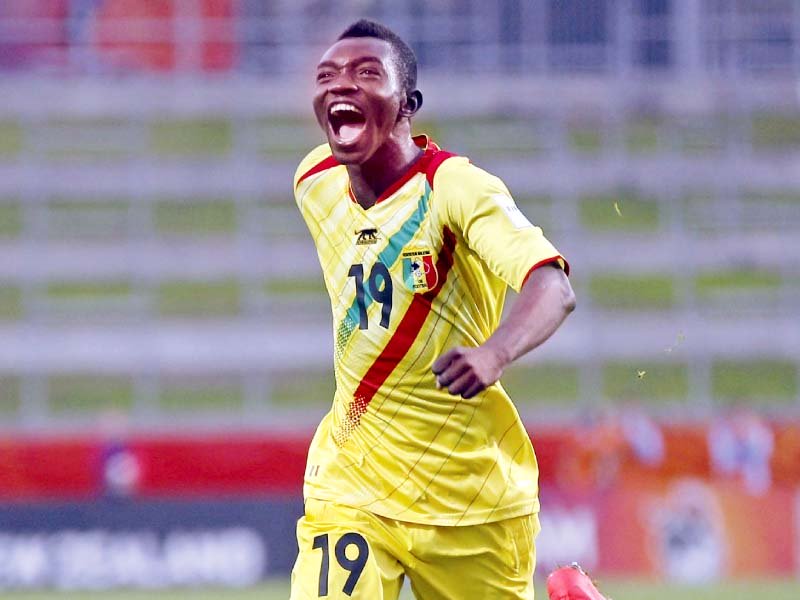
[329,102,362,115]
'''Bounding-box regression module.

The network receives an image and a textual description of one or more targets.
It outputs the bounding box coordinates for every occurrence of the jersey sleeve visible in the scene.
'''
[293,143,334,210]
[436,158,568,292]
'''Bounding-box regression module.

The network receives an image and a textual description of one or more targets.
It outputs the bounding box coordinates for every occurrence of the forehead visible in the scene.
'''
[318,37,396,69]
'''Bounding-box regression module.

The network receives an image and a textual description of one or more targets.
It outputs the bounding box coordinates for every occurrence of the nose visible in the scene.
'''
[328,71,358,94]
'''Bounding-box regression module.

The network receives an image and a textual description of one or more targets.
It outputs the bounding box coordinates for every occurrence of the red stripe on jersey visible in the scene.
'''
[296,155,340,187]
[345,227,458,429]
[372,153,430,204]
[372,137,455,205]
[304,136,457,205]
[520,255,571,289]
[425,149,457,188]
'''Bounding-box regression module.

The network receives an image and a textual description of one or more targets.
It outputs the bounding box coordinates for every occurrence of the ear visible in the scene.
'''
[400,90,423,117]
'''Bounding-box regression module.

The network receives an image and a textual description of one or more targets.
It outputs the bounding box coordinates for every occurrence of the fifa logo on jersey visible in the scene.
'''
[402,249,438,292]
[355,228,379,245]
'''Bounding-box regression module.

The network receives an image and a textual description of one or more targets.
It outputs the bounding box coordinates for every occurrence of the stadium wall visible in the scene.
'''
[1,423,799,589]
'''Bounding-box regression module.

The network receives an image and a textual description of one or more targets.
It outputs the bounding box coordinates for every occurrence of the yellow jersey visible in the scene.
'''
[293,136,568,526]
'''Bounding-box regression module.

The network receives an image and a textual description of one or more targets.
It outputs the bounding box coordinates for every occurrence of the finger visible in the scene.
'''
[461,380,487,399]
[432,347,462,374]
[436,360,470,388]
[446,371,475,397]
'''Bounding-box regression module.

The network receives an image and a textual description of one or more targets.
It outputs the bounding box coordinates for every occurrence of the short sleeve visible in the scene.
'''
[436,159,568,292]
[293,143,335,208]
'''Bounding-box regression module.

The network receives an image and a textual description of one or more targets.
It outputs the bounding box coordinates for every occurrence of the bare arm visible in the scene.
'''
[432,264,576,399]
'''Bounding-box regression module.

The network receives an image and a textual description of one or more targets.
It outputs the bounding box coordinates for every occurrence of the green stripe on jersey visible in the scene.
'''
[335,182,432,359]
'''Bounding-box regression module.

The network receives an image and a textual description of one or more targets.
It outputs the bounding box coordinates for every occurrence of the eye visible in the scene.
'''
[316,71,334,82]
[359,68,380,77]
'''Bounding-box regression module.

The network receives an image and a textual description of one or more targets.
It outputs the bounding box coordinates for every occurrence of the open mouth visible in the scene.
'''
[328,102,367,145]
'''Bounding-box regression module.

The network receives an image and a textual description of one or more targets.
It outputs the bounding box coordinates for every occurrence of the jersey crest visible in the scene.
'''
[402,248,438,292]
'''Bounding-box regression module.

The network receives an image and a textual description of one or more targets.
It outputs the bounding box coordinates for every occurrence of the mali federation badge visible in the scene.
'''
[402,249,438,293]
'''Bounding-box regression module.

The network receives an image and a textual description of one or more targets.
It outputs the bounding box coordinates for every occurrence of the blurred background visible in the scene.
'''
[0,0,799,598]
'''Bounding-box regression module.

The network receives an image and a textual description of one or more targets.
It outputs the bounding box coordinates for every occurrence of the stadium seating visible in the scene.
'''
[0,0,797,429]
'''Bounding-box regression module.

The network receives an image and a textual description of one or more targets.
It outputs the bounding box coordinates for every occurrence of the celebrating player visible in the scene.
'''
[290,19,576,599]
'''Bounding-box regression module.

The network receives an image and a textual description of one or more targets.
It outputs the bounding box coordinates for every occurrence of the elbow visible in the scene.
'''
[561,280,577,315]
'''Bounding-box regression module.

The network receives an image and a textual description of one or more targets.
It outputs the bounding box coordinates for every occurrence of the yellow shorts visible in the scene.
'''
[290,498,539,600]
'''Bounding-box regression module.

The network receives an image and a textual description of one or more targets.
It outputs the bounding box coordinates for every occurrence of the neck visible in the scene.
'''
[347,127,422,210]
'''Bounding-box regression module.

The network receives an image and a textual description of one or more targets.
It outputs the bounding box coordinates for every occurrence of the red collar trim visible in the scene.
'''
[350,135,441,205]
[296,154,340,187]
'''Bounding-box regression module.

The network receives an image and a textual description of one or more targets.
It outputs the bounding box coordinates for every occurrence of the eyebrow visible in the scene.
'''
[316,56,385,70]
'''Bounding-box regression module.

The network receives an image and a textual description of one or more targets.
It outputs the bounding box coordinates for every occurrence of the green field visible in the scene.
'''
[3,578,799,600]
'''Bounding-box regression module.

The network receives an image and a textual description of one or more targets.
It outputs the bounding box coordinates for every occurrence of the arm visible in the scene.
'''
[432,263,575,399]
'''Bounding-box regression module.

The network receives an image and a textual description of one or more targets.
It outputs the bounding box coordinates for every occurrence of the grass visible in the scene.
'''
[47,375,134,414]
[157,280,242,317]
[412,121,445,145]
[46,199,130,238]
[625,117,660,153]
[259,204,308,239]
[47,198,129,209]
[20,357,797,415]
[741,190,800,205]
[502,363,580,404]
[695,270,782,294]
[516,195,553,231]
[47,198,130,212]
[46,280,132,301]
[44,149,131,163]
[677,119,726,155]
[0,375,20,415]
[602,578,800,600]
[153,199,238,235]
[0,202,22,237]
[680,189,718,230]
[151,120,232,156]
[683,189,800,232]
[258,116,322,158]
[0,121,23,156]
[3,578,799,599]
[695,270,784,310]
[0,285,23,320]
[603,362,689,403]
[712,360,797,404]
[434,116,542,156]
[589,273,675,310]
[568,124,603,154]
[6,112,800,163]
[39,119,135,162]
[0,588,283,600]
[159,379,244,412]
[751,113,800,149]
[270,370,334,406]
[579,191,660,231]
[264,277,325,296]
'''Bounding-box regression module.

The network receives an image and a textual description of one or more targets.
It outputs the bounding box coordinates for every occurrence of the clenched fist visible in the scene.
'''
[432,345,506,399]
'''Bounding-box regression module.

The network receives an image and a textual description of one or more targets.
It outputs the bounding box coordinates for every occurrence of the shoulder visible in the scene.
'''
[432,156,507,196]
[294,143,338,190]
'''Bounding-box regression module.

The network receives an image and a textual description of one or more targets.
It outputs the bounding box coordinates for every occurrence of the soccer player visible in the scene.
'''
[290,19,576,599]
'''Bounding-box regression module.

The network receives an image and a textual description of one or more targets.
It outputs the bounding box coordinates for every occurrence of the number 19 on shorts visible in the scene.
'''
[313,532,369,597]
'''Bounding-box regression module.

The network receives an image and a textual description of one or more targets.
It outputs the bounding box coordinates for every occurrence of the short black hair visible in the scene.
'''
[338,19,418,96]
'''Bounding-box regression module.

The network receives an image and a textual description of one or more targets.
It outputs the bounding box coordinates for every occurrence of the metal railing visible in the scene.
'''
[0,0,798,77]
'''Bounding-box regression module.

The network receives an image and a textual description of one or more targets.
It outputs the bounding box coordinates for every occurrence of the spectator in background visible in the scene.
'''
[619,401,665,468]
[0,1,69,70]
[772,423,800,487]
[558,403,665,493]
[708,407,774,495]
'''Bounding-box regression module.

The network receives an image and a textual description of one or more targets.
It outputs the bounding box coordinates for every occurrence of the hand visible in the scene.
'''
[431,345,505,399]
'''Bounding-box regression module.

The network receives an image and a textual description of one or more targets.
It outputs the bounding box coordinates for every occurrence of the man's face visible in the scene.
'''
[313,37,404,164]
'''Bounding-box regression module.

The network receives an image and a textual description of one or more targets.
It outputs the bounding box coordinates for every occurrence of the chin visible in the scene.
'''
[328,142,370,165]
